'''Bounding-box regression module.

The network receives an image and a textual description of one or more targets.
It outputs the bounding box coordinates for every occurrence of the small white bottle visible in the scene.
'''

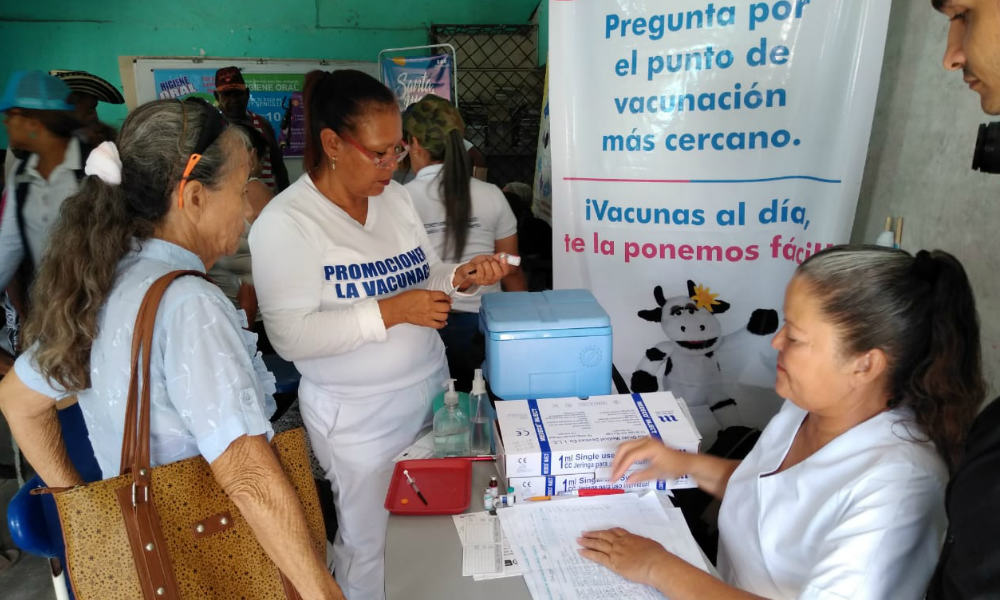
[469,368,492,455]
[433,379,471,457]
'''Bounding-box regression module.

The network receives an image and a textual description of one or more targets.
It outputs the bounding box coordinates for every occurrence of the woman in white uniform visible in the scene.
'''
[249,69,510,600]
[579,245,984,600]
[402,94,526,391]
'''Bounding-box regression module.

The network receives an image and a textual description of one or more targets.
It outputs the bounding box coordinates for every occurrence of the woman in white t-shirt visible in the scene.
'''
[249,70,511,600]
[403,94,526,390]
[578,246,985,600]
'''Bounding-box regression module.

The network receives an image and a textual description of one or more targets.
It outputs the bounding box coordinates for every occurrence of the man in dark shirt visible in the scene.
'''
[213,66,289,191]
[926,2,1000,598]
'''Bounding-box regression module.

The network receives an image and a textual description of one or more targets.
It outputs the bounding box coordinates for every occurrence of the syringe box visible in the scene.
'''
[507,473,596,496]
[495,392,701,479]
[507,471,695,495]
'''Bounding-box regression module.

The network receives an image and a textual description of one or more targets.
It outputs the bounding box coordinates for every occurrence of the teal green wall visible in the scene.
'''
[535,0,549,65]
[0,0,545,146]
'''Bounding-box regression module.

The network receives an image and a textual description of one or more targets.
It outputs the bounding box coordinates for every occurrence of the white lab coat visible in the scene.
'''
[716,400,947,599]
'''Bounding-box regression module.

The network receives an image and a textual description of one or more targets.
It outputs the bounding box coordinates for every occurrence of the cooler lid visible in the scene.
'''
[486,326,611,341]
[480,289,611,333]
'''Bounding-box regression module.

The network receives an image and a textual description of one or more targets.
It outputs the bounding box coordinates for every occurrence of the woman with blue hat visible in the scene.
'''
[0,70,84,352]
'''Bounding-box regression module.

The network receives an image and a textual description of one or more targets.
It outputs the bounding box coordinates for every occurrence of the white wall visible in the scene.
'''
[854,0,1000,397]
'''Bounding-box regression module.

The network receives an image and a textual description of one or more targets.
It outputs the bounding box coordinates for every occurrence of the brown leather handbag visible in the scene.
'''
[40,270,326,599]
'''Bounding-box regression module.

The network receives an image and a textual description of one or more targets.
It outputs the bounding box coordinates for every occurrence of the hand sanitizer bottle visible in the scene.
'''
[469,369,492,455]
[433,378,470,457]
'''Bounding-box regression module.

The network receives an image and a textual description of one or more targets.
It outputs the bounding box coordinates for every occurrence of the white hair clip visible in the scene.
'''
[84,140,123,185]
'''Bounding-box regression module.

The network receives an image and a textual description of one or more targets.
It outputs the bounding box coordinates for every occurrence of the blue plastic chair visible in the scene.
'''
[6,402,101,600]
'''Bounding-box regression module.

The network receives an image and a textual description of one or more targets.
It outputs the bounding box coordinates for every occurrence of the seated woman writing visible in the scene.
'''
[579,245,984,600]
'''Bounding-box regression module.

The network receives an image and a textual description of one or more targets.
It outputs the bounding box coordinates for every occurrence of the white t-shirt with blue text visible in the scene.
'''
[249,175,465,398]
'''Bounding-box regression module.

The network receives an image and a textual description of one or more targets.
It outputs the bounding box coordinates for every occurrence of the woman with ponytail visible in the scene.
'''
[403,94,527,391]
[250,69,512,600]
[0,99,344,599]
[577,245,984,600]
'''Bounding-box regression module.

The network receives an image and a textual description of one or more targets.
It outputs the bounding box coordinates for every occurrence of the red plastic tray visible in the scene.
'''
[385,458,472,515]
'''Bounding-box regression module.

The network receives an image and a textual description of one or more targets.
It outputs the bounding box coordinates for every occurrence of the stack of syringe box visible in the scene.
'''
[494,392,702,496]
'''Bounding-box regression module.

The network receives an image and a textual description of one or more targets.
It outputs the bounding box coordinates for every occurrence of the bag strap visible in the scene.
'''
[117,271,303,600]
[10,145,89,312]
[119,270,210,480]
[13,159,35,285]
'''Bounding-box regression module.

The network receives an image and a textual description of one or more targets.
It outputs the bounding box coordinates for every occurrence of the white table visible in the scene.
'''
[385,461,531,599]
[385,460,718,599]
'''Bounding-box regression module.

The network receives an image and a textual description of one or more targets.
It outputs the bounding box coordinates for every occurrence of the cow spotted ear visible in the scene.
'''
[712,299,731,314]
[686,280,697,297]
[653,285,666,307]
[638,307,662,322]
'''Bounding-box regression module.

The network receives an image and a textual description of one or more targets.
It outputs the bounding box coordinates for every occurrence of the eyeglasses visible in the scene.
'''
[177,97,228,208]
[340,132,409,169]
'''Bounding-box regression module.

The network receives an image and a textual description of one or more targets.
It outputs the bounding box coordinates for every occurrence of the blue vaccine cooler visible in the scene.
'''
[479,289,612,400]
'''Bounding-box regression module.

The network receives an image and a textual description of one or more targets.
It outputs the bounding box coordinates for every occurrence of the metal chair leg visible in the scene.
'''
[12,438,24,487]
[49,557,70,600]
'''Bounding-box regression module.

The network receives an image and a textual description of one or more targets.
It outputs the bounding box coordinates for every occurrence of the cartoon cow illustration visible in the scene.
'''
[631,280,779,442]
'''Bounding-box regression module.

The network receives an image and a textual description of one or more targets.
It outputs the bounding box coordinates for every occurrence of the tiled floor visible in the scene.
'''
[0,552,54,600]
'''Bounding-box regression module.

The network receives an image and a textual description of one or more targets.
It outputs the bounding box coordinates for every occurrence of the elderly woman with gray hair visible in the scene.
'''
[0,99,344,600]
[580,245,985,600]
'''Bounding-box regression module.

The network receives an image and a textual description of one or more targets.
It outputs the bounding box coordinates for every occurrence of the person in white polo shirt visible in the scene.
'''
[249,69,511,600]
[403,94,526,391]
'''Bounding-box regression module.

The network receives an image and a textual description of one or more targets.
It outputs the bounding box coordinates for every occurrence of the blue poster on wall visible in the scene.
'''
[154,69,216,102]
[379,54,454,111]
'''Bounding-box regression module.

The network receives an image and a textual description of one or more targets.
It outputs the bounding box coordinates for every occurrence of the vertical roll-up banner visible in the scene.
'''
[549,1,890,439]
[380,54,454,111]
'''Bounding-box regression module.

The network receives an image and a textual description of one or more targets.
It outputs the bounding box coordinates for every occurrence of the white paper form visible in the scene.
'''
[473,539,525,581]
[498,493,710,600]
[453,512,524,579]
[452,512,504,576]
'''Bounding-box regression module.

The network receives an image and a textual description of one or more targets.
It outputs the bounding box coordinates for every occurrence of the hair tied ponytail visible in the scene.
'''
[911,250,942,285]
